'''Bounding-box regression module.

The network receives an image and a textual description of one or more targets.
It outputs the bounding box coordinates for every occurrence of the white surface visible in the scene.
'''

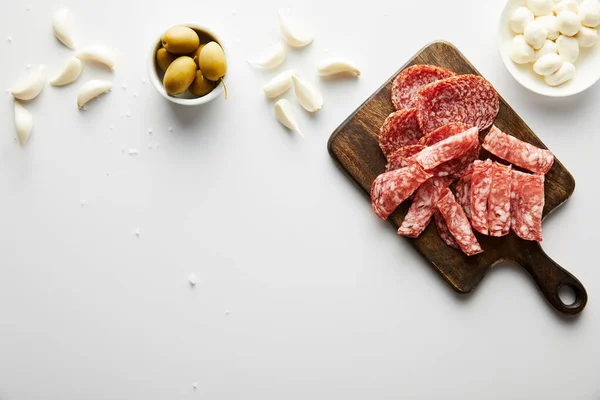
[499,0,600,97]
[0,1,599,399]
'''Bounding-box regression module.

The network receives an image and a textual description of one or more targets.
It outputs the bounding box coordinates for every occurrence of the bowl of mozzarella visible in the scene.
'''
[499,0,600,97]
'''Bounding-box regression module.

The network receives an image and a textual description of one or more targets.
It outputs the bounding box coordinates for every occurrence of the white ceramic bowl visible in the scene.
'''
[498,0,600,97]
[147,23,225,106]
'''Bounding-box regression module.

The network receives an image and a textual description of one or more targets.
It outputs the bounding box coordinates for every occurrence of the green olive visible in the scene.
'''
[156,48,176,72]
[192,44,206,68]
[189,70,215,97]
[163,56,197,96]
[198,41,227,81]
[161,26,200,55]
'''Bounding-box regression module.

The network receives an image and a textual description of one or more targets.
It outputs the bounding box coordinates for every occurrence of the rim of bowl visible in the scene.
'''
[147,23,225,106]
[497,1,600,98]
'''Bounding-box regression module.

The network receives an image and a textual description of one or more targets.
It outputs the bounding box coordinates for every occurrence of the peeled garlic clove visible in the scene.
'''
[249,43,286,68]
[10,65,46,101]
[263,69,295,99]
[278,10,313,48]
[53,8,75,49]
[274,99,303,137]
[317,58,360,76]
[14,101,33,146]
[76,45,117,71]
[77,80,112,109]
[50,57,83,86]
[291,75,323,112]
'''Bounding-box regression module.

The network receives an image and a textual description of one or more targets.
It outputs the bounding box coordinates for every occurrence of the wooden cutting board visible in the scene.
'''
[327,41,587,316]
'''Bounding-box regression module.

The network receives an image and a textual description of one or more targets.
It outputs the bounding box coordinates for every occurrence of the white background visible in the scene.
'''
[1,0,599,399]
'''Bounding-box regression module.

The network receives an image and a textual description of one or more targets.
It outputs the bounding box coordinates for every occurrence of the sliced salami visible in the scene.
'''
[371,163,433,220]
[386,145,426,171]
[397,177,452,238]
[411,127,479,171]
[455,165,474,220]
[482,126,554,174]
[431,142,480,178]
[437,188,484,256]
[419,122,473,147]
[416,75,499,134]
[391,65,456,111]
[470,159,493,235]
[488,162,512,237]
[511,170,545,242]
[434,211,460,250]
[379,108,424,158]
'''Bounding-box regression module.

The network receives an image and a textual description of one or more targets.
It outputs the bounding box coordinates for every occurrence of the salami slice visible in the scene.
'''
[371,163,433,220]
[482,126,554,174]
[416,75,499,134]
[379,108,424,158]
[419,122,473,147]
[455,165,474,220]
[391,65,456,111]
[436,188,484,256]
[431,142,480,178]
[488,162,512,237]
[470,159,493,235]
[386,145,426,171]
[411,127,479,171]
[434,211,460,250]
[511,170,544,242]
[398,177,452,238]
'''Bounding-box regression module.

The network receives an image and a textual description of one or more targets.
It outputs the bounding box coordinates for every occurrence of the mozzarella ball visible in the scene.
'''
[535,39,559,60]
[510,6,535,33]
[556,34,580,63]
[533,53,563,75]
[509,35,536,64]
[557,11,582,36]
[536,15,560,40]
[579,0,600,28]
[524,20,549,48]
[544,62,575,86]
[575,26,599,47]
[527,0,554,16]
[554,0,578,15]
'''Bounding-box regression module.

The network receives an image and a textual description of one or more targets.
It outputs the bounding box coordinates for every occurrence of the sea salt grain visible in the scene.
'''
[128,149,138,155]
[189,273,197,285]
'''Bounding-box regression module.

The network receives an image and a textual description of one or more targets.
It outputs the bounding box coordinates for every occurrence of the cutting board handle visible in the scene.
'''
[514,241,587,316]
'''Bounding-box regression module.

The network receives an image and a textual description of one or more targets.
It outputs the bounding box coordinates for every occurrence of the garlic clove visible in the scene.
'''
[263,69,295,99]
[274,99,303,137]
[317,58,361,76]
[278,10,313,48]
[77,80,112,109]
[10,65,47,101]
[76,45,117,71]
[291,75,323,112]
[53,8,75,49]
[50,57,83,86]
[14,101,33,146]
[249,42,286,68]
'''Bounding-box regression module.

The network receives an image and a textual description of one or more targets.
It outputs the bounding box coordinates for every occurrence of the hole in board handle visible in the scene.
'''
[558,284,577,307]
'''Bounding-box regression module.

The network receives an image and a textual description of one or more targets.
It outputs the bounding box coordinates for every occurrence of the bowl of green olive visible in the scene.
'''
[148,24,227,106]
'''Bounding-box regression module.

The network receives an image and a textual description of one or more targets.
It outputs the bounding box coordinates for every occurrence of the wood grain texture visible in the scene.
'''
[327,41,587,316]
